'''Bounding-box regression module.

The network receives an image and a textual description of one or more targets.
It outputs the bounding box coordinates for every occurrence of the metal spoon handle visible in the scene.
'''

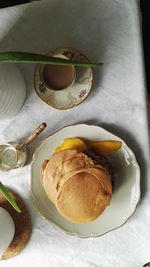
[18,122,47,150]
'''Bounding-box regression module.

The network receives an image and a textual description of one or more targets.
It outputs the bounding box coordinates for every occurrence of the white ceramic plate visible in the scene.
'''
[30,124,140,238]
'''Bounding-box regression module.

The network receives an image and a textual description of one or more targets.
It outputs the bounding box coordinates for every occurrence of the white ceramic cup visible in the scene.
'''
[0,64,26,120]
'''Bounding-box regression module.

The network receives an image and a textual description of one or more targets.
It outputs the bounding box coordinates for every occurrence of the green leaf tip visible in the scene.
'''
[0,181,21,213]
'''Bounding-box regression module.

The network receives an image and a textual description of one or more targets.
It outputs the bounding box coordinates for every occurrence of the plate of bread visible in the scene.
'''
[30,124,140,238]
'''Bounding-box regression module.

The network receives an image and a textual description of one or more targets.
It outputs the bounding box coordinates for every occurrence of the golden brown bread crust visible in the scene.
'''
[56,170,112,223]
[41,149,94,204]
[41,149,112,224]
[0,190,31,260]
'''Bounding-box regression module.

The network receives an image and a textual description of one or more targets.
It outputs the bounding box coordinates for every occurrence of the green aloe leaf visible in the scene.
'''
[0,52,103,67]
[0,181,21,213]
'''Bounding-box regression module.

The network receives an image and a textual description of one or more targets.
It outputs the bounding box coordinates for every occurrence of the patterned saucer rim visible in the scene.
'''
[34,47,93,110]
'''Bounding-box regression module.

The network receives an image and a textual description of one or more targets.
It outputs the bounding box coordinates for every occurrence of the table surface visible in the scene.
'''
[0,1,150,266]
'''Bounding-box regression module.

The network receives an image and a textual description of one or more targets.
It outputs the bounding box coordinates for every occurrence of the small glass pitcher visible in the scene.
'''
[0,123,46,171]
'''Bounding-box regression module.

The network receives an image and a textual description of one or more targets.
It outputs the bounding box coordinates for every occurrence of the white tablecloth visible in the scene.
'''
[0,0,150,266]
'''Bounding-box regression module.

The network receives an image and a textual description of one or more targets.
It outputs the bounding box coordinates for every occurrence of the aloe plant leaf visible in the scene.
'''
[0,181,21,213]
[0,52,103,67]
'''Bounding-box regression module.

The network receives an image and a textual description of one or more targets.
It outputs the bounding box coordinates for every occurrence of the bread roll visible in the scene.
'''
[41,149,112,224]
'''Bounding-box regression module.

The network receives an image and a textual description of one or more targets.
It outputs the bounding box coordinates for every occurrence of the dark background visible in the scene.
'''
[0,0,149,96]
[0,0,31,8]
[140,0,150,96]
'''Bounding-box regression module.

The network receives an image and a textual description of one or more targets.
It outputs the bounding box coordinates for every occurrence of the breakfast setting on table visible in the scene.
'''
[0,1,150,267]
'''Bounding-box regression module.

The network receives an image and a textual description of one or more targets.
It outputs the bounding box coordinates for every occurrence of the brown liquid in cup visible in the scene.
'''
[42,64,75,91]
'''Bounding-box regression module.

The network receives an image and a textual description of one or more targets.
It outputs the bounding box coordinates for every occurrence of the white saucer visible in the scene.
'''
[34,47,93,110]
[30,124,140,238]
